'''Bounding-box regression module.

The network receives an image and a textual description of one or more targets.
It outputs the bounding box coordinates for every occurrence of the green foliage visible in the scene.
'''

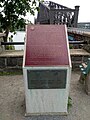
[5,45,15,50]
[0,70,23,76]
[0,0,41,41]
[68,96,72,110]
[69,45,74,49]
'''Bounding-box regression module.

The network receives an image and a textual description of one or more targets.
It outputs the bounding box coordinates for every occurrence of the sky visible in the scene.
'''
[28,0,90,23]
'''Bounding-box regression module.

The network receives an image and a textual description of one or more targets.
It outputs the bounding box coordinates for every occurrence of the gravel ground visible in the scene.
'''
[0,71,90,120]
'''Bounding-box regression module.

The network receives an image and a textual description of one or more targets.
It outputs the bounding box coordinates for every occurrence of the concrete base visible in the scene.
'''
[25,112,68,116]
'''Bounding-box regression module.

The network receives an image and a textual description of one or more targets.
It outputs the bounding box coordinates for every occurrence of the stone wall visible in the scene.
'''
[83,35,90,53]
[0,56,23,68]
[0,54,89,70]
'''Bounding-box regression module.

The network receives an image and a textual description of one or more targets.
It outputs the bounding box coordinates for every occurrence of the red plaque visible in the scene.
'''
[25,25,69,66]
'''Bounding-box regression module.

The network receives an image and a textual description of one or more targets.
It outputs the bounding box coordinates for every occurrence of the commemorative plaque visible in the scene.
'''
[27,70,67,89]
[23,25,71,114]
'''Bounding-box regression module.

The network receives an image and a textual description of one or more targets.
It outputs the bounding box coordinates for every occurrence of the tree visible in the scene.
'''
[0,0,40,42]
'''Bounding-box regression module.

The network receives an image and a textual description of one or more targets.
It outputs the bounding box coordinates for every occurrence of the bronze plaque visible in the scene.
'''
[27,70,67,89]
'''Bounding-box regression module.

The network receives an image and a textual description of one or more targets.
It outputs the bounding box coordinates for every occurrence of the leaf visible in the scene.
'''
[0,0,41,42]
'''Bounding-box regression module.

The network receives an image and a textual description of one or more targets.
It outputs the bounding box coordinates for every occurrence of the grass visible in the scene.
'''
[68,96,72,110]
[0,70,23,76]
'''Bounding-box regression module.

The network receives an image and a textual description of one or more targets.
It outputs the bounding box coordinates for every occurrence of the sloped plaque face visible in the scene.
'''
[25,25,69,66]
[27,70,67,89]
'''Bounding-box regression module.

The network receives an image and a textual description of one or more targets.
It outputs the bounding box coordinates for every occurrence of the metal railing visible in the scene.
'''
[1,41,87,46]
[36,1,79,27]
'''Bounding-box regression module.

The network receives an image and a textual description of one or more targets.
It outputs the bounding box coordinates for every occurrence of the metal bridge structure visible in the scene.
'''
[35,1,90,53]
[35,1,79,27]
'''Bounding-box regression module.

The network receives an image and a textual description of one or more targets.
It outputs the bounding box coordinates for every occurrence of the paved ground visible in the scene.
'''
[0,71,90,120]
